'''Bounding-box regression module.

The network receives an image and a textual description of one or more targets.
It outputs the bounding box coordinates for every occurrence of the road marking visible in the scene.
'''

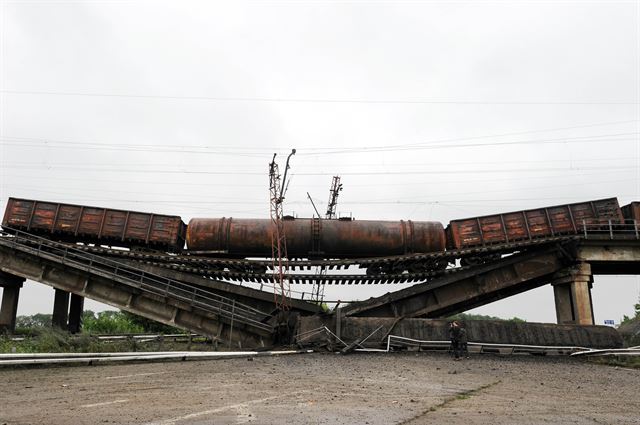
[81,399,129,408]
[105,372,167,380]
[145,391,307,425]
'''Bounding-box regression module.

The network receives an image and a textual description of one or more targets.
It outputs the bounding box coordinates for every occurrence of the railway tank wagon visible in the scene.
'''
[186,217,446,258]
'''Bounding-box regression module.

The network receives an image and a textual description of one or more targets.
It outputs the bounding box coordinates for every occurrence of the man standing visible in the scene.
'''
[449,321,462,360]
[459,323,469,358]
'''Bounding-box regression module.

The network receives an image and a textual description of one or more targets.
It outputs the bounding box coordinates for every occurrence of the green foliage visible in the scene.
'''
[588,356,640,369]
[12,310,183,336]
[447,313,526,323]
[0,327,106,353]
[620,302,640,326]
[15,313,53,329]
[121,311,182,334]
[82,310,145,334]
[1,311,192,354]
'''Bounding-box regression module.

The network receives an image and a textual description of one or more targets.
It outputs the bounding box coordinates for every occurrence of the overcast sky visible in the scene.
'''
[1,1,639,324]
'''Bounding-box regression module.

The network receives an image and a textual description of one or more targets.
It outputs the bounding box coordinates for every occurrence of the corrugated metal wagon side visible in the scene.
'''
[621,202,640,222]
[2,197,186,253]
[446,197,624,250]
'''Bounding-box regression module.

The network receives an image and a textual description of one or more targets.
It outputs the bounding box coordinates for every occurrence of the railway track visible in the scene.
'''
[0,230,578,285]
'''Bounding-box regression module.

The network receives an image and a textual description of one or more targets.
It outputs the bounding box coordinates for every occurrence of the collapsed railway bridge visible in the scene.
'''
[0,197,638,348]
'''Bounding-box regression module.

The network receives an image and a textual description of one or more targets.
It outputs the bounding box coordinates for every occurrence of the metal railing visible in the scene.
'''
[581,220,640,240]
[0,228,273,334]
[385,335,587,355]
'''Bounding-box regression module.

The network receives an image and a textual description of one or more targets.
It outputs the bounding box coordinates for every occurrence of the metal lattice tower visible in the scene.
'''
[325,176,343,220]
[310,266,326,305]
[311,176,344,305]
[269,150,295,310]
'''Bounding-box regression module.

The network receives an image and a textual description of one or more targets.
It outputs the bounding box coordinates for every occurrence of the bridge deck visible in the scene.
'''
[0,230,276,347]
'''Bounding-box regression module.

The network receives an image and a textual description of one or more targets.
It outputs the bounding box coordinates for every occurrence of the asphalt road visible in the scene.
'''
[0,352,638,424]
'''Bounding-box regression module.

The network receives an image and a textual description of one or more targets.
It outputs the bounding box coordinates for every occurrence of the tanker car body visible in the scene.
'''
[186,217,446,258]
[2,197,186,253]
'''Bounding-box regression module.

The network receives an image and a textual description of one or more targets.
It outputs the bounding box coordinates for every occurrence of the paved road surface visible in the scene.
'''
[0,352,638,424]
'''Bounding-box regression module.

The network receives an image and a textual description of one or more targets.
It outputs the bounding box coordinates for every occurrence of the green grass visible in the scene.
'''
[587,356,640,369]
[1,327,213,354]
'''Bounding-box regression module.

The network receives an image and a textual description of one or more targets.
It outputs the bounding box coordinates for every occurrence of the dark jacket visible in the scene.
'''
[449,326,461,342]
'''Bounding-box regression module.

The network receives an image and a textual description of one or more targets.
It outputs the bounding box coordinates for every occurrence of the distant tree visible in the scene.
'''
[620,301,640,325]
[13,310,182,335]
[15,313,52,328]
[447,313,526,323]
[82,311,144,334]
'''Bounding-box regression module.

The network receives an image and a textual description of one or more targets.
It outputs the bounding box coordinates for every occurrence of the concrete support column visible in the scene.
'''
[551,263,594,325]
[0,272,25,334]
[52,289,70,329]
[68,294,84,334]
[553,284,574,324]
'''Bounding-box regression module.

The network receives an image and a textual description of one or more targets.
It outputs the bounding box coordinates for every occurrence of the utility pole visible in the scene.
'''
[269,149,296,310]
[325,176,343,219]
[311,176,344,305]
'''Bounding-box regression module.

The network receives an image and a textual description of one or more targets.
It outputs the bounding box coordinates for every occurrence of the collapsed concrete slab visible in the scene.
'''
[297,315,623,350]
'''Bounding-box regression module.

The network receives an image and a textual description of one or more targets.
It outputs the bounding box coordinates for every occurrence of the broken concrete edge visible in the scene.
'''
[297,316,623,350]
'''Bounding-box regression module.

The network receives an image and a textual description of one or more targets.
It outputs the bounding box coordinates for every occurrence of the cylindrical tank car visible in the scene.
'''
[186,217,446,258]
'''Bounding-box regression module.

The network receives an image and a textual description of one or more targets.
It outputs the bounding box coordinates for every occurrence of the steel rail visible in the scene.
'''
[1,230,579,285]
[5,232,578,271]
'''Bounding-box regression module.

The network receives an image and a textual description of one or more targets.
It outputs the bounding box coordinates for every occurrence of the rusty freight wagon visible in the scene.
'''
[446,198,624,250]
[621,202,640,222]
[2,198,186,252]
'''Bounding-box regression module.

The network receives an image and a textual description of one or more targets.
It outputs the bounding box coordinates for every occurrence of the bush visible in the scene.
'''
[447,313,526,322]
[11,310,184,337]
[0,328,72,353]
[121,311,182,334]
[82,311,145,334]
[620,302,640,326]
[15,313,52,329]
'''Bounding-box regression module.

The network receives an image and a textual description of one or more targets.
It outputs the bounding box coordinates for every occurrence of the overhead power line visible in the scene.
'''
[1,119,637,153]
[1,133,637,156]
[0,164,636,175]
[2,89,638,105]
[3,169,634,193]
[298,133,640,156]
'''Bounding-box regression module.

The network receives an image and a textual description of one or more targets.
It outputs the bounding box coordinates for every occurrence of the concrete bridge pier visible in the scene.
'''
[552,262,594,325]
[0,271,25,334]
[68,293,84,334]
[52,289,85,333]
[52,289,70,329]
